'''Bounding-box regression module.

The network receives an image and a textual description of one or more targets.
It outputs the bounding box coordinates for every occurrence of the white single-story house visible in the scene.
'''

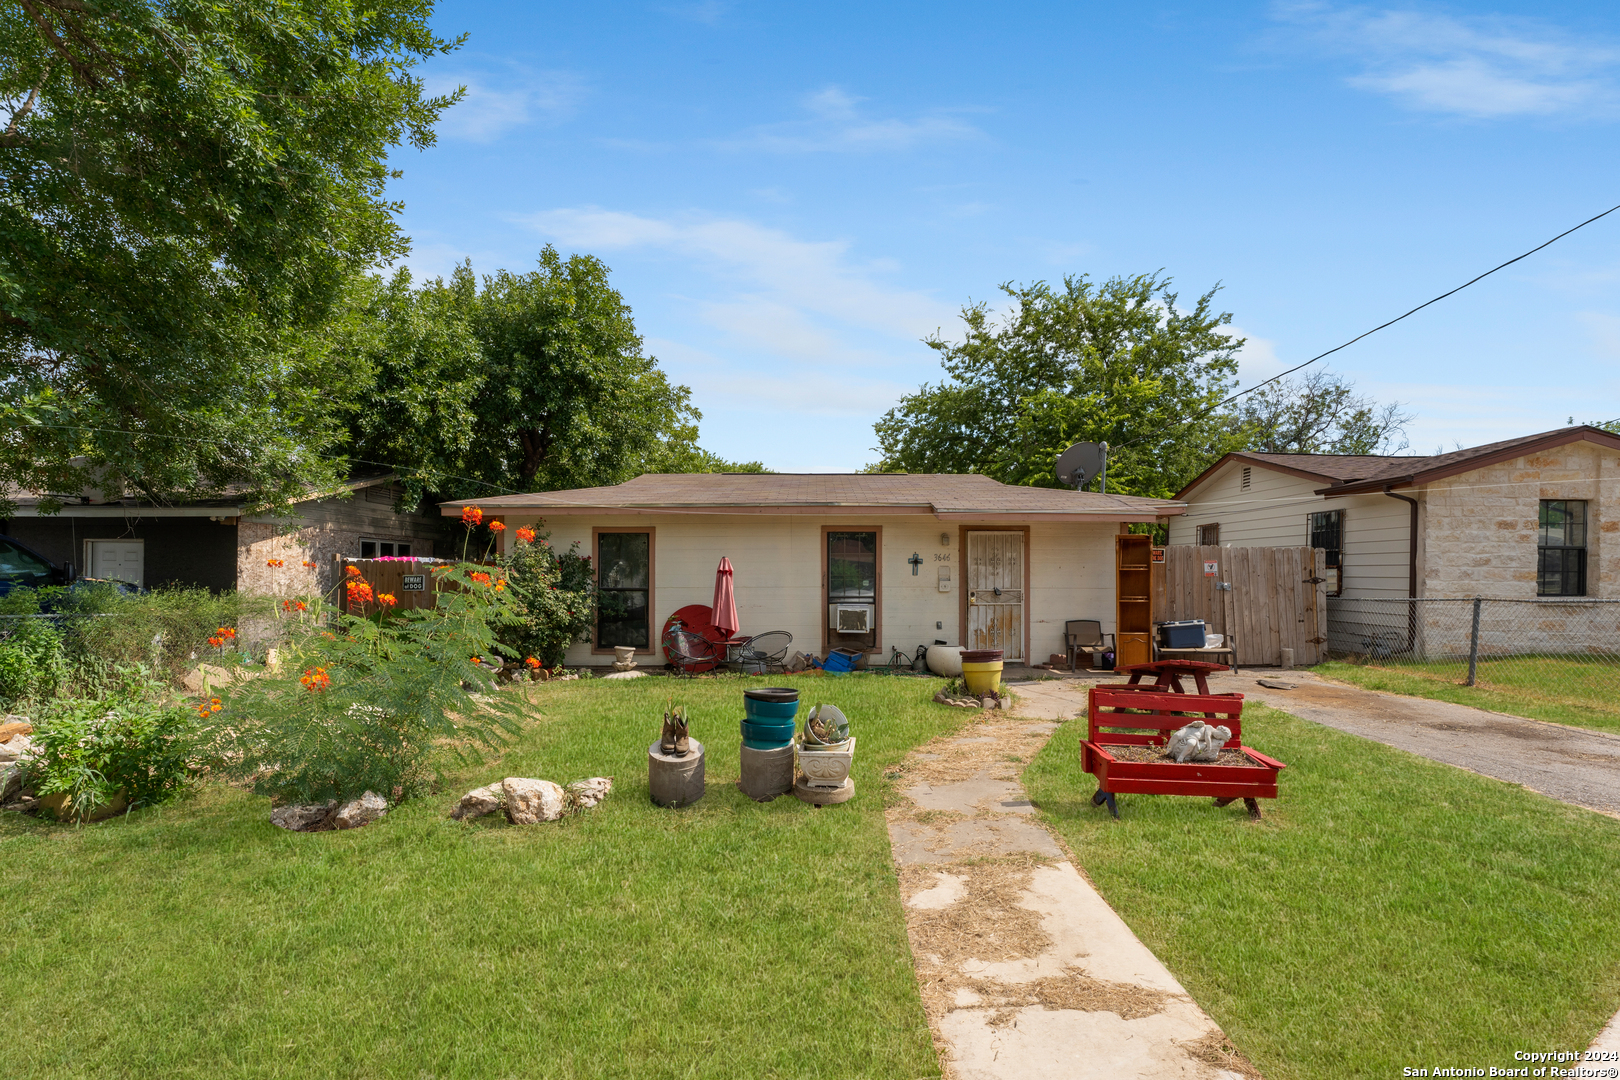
[444,474,1184,669]
[1169,425,1620,600]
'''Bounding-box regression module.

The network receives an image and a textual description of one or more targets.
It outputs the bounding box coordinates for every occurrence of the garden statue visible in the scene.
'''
[1165,721,1232,763]
[660,703,691,757]
[613,645,638,672]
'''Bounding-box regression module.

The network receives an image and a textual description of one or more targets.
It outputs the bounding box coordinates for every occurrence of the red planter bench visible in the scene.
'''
[1081,683,1286,819]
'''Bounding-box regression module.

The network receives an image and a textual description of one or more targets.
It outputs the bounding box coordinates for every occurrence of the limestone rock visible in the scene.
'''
[567,776,613,809]
[600,670,646,680]
[0,764,21,802]
[270,802,336,831]
[502,777,566,824]
[0,718,32,741]
[0,734,34,763]
[182,663,233,694]
[333,790,388,829]
[451,783,504,821]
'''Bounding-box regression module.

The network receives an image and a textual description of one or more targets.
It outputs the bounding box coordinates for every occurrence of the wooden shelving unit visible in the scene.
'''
[1115,534,1154,669]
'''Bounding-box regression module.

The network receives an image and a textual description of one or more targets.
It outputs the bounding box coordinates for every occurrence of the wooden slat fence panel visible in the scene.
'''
[1149,545,1328,666]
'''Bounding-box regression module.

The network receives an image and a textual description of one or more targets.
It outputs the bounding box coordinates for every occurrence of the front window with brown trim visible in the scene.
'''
[596,530,651,649]
[1538,500,1587,597]
[825,529,879,652]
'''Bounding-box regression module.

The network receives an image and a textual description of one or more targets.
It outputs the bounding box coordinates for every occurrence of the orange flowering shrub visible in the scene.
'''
[524,657,540,669]
[488,520,506,534]
[266,558,284,568]
[299,667,331,692]
[461,505,483,527]
[345,565,362,577]
[378,593,397,608]
[516,526,536,544]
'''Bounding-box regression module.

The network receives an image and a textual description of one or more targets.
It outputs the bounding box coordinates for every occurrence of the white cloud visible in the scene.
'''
[520,207,959,343]
[720,84,985,153]
[1227,325,1291,384]
[1274,3,1620,118]
[427,67,584,142]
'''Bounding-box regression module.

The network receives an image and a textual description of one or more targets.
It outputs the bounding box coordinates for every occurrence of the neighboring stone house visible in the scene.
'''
[1170,425,1620,600]
[0,473,448,596]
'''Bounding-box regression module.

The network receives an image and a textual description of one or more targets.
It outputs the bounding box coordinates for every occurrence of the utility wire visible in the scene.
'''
[1111,200,1620,453]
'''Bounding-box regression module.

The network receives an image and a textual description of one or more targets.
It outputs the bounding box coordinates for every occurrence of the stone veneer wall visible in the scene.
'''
[236,487,447,599]
[1422,440,1620,601]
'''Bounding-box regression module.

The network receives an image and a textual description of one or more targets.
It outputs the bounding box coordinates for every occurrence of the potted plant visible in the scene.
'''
[797,704,855,790]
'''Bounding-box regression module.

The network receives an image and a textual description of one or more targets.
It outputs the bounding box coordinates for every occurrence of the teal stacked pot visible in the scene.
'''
[741,687,799,749]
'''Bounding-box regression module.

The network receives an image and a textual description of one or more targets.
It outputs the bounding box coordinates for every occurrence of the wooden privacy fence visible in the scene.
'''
[1151,545,1329,667]
[337,556,459,613]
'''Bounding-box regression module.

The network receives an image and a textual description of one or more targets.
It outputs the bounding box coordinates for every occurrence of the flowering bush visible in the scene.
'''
[204,563,524,805]
[495,528,597,667]
[22,667,198,819]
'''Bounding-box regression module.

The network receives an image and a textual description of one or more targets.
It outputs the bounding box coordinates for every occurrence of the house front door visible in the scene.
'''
[966,530,1024,661]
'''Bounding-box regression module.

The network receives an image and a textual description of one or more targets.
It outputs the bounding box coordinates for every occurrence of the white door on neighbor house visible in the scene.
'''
[87,540,144,587]
[966,531,1024,661]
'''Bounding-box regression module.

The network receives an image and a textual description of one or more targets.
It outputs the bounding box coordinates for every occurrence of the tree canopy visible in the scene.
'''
[0,0,462,513]
[872,273,1248,499]
[346,249,765,502]
[1235,369,1413,456]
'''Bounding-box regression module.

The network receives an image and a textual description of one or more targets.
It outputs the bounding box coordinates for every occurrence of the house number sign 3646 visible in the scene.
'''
[402,574,426,592]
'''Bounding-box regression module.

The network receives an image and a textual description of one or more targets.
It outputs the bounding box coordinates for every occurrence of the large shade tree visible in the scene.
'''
[0,0,462,513]
[346,249,765,501]
[873,274,1249,499]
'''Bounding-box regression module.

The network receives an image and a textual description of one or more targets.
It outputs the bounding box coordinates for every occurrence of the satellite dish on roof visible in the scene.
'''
[1056,442,1106,490]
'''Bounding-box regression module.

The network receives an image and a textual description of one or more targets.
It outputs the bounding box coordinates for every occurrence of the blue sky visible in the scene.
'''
[391,0,1620,472]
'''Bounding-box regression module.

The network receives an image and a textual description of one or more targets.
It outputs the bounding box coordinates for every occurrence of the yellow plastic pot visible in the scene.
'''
[960,660,1004,696]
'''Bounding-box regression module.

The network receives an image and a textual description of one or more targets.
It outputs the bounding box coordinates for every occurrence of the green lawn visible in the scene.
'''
[1024,702,1620,1080]
[0,674,962,1079]
[1316,657,1620,733]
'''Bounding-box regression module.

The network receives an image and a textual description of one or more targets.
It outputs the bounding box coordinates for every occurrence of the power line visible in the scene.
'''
[1112,200,1620,453]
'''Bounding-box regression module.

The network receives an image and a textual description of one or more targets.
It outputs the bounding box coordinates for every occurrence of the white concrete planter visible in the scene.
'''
[798,736,855,790]
[926,645,965,677]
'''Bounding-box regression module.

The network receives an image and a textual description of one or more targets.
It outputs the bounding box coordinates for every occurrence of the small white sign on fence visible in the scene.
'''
[402,574,426,592]
[1203,561,1219,577]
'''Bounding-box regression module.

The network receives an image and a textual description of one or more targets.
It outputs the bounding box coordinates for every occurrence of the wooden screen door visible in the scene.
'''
[966,531,1024,661]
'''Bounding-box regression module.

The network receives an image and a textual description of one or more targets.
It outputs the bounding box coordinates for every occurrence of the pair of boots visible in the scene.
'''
[660,706,691,757]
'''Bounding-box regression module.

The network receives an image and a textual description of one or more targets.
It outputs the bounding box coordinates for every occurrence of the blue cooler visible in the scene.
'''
[1157,620,1207,649]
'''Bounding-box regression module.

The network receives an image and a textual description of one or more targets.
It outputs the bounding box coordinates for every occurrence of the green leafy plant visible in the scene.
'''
[0,590,68,706]
[495,528,597,668]
[206,563,525,806]
[22,667,197,820]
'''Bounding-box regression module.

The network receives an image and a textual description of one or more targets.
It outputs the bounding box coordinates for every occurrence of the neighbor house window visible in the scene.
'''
[1308,510,1343,596]
[1196,523,1220,546]
[359,538,412,559]
[825,529,879,652]
[596,530,652,650]
[1538,500,1587,597]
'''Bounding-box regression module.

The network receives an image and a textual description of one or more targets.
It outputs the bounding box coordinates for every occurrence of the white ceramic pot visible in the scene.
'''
[926,645,965,678]
[798,736,855,790]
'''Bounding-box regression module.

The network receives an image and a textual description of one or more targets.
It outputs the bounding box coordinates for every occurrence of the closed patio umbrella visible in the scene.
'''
[712,557,739,639]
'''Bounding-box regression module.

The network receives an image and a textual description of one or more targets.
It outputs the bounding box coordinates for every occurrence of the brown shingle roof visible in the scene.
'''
[441,473,1184,520]
[1176,426,1620,499]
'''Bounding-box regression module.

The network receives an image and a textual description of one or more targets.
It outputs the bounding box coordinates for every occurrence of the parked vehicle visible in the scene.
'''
[0,536,75,598]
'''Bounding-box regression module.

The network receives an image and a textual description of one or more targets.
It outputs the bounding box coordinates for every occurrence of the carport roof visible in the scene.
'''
[441,473,1185,522]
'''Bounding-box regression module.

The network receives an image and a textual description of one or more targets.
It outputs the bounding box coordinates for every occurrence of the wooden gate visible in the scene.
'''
[966,531,1025,661]
[1151,546,1327,667]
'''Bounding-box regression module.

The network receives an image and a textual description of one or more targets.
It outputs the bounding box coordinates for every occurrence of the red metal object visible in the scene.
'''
[662,605,722,672]
[1081,682,1286,819]
[1117,658,1230,695]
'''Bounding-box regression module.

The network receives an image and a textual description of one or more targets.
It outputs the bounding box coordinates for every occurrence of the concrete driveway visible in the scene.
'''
[1202,670,1620,818]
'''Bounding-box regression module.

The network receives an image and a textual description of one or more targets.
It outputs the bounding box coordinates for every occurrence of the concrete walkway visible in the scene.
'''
[886,689,1257,1080]
[1199,669,1620,818]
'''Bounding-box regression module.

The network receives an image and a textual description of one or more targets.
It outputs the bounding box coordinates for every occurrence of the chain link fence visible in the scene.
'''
[1326,596,1620,723]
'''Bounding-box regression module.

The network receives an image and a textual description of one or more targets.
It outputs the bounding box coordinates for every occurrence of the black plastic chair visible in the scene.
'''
[664,625,723,675]
[736,630,793,674]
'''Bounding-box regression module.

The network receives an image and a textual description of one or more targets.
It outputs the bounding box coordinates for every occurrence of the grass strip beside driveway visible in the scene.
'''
[0,675,960,1079]
[1317,658,1620,734]
[1024,702,1620,1080]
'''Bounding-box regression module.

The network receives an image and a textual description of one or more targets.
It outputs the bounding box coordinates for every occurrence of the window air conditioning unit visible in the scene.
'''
[829,604,874,634]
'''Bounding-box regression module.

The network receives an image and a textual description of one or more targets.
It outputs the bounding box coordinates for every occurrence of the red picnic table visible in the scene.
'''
[1116,658,1231,695]
[1081,659,1286,820]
